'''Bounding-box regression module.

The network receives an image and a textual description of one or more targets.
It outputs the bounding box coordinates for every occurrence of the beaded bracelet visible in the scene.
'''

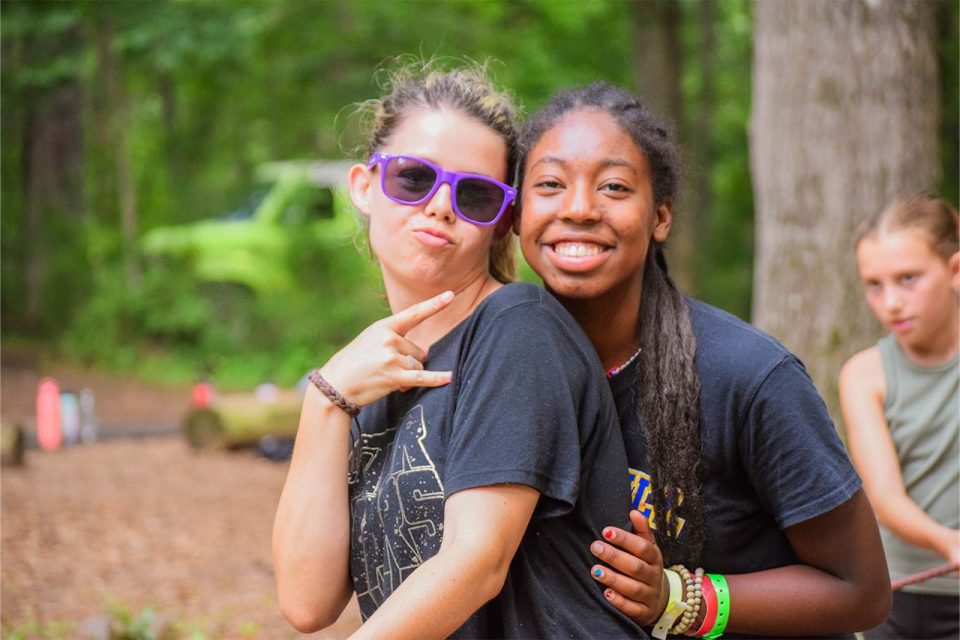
[703,574,730,640]
[669,565,704,635]
[307,369,361,417]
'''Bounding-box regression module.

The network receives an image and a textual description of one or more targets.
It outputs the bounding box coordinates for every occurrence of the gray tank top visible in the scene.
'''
[877,334,959,595]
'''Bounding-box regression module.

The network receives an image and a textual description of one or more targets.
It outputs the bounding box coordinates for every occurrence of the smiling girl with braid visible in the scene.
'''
[517,82,892,638]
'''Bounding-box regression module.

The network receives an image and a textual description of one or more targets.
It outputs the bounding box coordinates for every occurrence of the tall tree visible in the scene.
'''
[630,0,697,293]
[750,0,941,423]
[2,2,86,332]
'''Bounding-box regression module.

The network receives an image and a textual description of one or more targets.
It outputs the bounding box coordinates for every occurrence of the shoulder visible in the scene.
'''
[475,282,564,317]
[465,282,600,363]
[839,345,885,403]
[475,281,552,315]
[473,283,584,339]
[686,298,794,377]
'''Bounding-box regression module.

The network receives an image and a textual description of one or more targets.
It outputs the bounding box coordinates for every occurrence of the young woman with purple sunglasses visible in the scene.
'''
[272,64,642,639]
[516,82,892,638]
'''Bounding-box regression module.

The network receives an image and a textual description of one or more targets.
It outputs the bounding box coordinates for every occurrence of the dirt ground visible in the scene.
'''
[0,352,361,638]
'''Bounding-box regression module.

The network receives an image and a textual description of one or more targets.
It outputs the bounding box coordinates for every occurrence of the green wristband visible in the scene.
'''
[704,574,729,640]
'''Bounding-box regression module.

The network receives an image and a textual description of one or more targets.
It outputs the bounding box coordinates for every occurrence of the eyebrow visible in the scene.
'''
[530,156,637,174]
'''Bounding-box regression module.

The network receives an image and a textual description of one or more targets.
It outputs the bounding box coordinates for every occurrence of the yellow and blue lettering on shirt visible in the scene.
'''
[629,467,686,538]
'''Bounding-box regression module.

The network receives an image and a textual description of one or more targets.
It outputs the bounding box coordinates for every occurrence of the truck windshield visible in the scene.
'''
[221,188,270,220]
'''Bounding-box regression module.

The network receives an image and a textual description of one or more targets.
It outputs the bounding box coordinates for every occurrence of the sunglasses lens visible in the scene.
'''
[383,156,437,202]
[456,179,505,223]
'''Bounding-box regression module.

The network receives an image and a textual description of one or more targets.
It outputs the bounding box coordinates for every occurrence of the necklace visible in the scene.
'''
[606,345,642,379]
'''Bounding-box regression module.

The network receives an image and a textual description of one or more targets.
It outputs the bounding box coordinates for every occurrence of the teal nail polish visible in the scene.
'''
[593,568,603,578]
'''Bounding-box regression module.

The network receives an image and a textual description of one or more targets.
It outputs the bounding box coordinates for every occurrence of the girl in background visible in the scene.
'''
[840,194,959,640]
[517,81,892,638]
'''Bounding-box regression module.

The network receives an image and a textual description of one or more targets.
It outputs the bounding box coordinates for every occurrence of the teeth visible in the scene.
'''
[553,242,604,257]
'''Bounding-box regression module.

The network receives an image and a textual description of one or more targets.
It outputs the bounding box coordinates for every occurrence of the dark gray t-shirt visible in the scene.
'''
[611,298,862,640]
[349,282,642,638]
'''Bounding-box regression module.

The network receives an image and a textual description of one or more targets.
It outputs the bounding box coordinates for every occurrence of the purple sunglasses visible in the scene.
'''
[367,152,516,226]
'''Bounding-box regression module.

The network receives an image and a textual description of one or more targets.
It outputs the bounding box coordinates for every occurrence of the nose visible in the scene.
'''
[882,286,903,312]
[561,182,601,224]
[423,182,457,224]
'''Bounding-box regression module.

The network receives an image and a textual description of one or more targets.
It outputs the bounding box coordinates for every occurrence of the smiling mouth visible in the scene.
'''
[551,241,608,257]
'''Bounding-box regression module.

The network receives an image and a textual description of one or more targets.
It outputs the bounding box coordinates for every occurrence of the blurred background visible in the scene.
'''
[1,0,957,638]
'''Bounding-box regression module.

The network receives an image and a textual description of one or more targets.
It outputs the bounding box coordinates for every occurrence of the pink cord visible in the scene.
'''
[890,563,960,591]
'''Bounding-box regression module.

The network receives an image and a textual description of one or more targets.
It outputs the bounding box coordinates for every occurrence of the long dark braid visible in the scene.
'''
[639,243,704,565]
[519,82,704,565]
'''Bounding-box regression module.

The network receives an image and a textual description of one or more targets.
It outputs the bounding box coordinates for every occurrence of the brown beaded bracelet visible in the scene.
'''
[308,369,361,417]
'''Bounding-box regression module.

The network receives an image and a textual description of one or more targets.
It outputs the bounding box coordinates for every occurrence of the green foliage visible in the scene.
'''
[2,0,955,385]
[105,603,162,640]
[938,0,959,205]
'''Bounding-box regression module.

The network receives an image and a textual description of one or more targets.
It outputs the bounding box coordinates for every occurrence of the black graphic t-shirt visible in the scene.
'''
[348,282,642,638]
[610,298,860,640]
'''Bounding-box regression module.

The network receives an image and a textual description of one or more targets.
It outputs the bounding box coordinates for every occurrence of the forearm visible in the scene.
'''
[273,388,354,631]
[724,491,889,635]
[720,564,882,635]
[350,544,507,640]
[872,492,958,562]
[350,485,538,640]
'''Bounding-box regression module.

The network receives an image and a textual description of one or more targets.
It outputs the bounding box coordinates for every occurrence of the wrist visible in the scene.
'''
[932,527,960,562]
[310,368,361,418]
[304,379,356,422]
[656,569,670,619]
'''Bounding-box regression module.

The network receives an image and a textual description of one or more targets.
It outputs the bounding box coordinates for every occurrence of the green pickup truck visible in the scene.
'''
[141,160,358,295]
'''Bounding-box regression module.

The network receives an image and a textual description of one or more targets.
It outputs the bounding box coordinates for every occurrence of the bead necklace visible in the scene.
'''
[606,344,642,379]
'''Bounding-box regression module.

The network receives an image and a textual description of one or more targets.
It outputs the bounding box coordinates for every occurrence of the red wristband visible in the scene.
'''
[691,572,718,636]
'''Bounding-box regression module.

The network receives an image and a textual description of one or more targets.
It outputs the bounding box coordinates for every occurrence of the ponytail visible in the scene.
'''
[637,242,704,565]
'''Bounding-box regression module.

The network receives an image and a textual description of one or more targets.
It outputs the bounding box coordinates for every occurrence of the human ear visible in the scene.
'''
[347,163,373,218]
[652,199,673,243]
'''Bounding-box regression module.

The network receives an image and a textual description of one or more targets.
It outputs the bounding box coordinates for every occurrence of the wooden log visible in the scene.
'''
[183,390,302,449]
[1,421,25,466]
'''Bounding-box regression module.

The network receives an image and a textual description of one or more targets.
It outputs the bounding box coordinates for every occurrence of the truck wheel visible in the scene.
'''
[183,409,226,449]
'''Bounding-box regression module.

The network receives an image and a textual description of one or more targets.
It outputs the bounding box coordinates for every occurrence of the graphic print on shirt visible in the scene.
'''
[629,467,686,537]
[349,404,445,615]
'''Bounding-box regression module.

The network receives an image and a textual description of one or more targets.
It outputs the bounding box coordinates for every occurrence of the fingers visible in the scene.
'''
[594,514,663,573]
[588,511,665,626]
[387,290,455,336]
[629,509,657,544]
[590,537,660,584]
[592,568,661,625]
[394,339,428,365]
[395,368,452,389]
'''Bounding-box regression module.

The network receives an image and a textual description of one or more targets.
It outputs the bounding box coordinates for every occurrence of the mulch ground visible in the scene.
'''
[1,353,360,638]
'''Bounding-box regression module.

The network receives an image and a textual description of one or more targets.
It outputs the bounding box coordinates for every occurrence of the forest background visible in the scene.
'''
[3,0,958,422]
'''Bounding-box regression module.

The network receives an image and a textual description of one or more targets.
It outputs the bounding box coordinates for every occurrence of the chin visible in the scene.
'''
[544,279,603,302]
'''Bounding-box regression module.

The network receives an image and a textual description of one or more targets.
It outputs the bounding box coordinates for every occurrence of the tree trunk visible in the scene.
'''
[750,0,940,426]
[691,0,716,288]
[22,64,84,332]
[630,0,696,293]
[96,23,141,289]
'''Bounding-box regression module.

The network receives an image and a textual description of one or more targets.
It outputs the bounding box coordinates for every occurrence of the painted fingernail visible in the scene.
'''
[593,568,604,578]
[603,529,615,540]
[591,542,604,554]
[605,589,614,599]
